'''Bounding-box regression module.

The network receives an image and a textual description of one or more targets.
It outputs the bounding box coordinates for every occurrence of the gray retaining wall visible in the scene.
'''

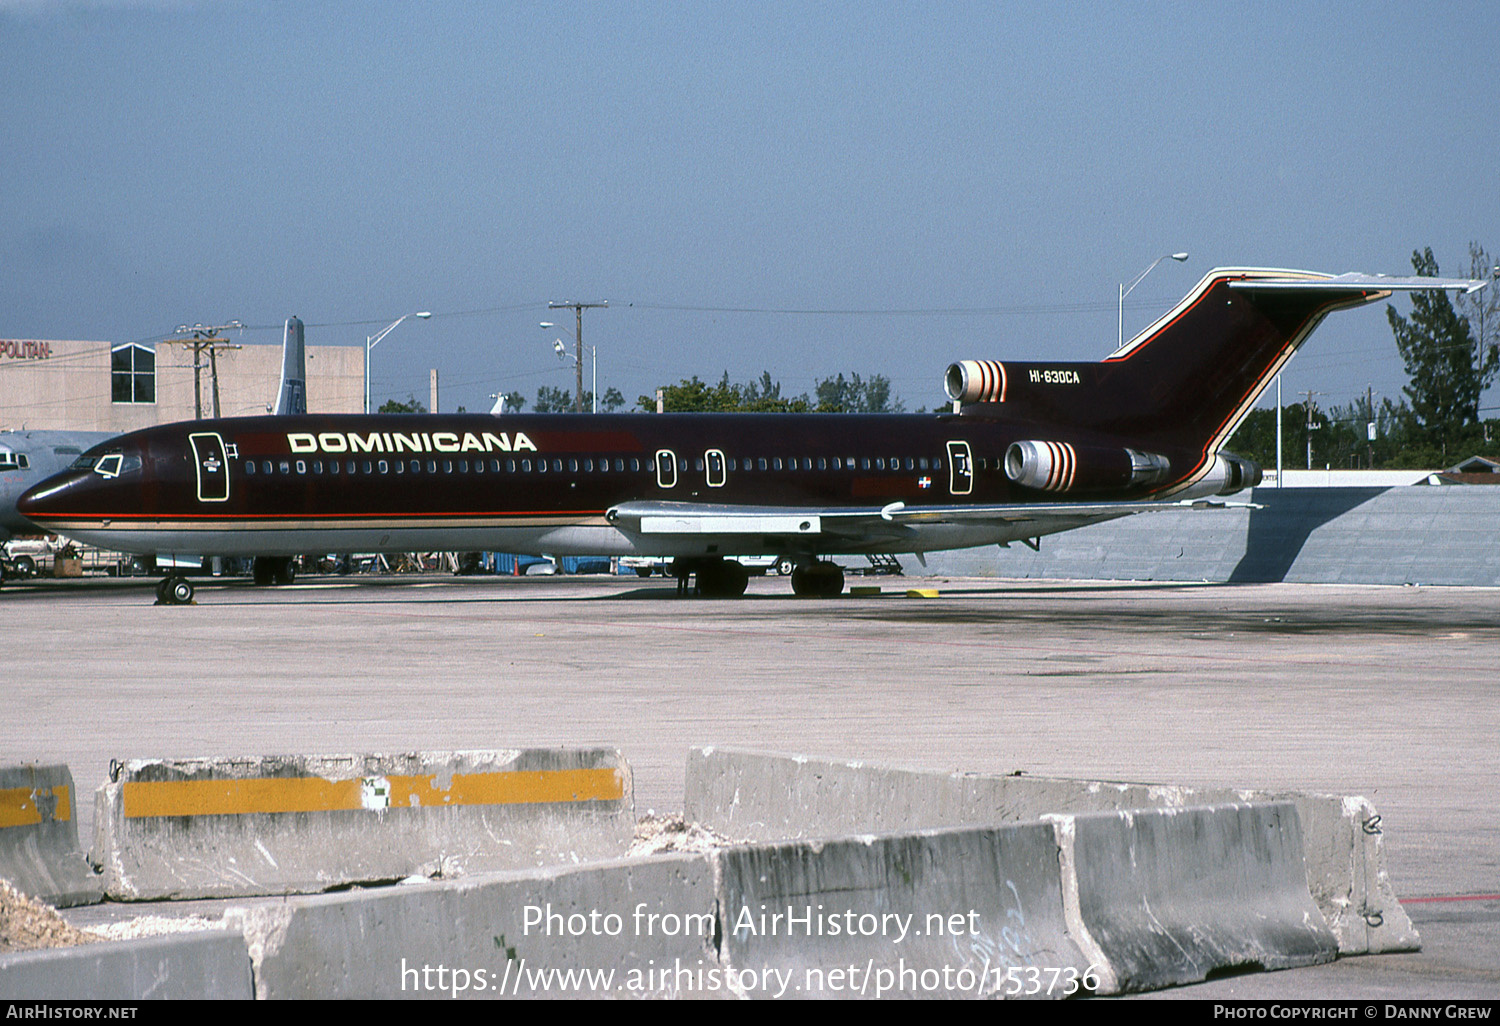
[917,486,1500,586]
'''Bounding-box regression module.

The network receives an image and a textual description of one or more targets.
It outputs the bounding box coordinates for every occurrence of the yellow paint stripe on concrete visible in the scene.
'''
[0,787,40,828]
[387,769,623,808]
[0,785,71,829]
[123,768,622,818]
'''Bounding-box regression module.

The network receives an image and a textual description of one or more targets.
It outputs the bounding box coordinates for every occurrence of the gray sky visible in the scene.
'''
[3,0,1496,419]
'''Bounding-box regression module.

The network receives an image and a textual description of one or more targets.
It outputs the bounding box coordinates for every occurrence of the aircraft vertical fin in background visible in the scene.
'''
[273,316,307,416]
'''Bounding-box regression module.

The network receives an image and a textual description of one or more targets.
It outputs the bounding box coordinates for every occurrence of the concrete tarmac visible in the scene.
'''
[3,572,1496,999]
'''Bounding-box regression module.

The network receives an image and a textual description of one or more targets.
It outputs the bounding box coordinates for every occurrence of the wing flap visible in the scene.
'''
[607,498,1257,538]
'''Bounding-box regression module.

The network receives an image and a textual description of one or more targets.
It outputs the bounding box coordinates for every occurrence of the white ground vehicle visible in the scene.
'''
[1,536,65,579]
[620,555,793,579]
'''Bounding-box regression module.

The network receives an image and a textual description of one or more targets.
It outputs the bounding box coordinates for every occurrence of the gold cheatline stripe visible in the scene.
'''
[122,768,623,819]
[0,785,71,829]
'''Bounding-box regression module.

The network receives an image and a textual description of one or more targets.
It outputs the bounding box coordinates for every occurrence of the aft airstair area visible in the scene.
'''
[857,554,904,576]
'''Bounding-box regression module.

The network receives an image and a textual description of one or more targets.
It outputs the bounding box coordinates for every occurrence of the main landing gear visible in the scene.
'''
[790,561,844,598]
[670,558,751,598]
[665,557,844,598]
[154,576,194,605]
[252,557,297,586]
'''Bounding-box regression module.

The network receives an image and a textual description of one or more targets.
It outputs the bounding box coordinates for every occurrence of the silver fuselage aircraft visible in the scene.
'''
[18,268,1485,600]
[1,430,114,543]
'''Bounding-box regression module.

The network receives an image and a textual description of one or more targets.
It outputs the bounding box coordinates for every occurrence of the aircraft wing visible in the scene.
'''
[605,497,1256,547]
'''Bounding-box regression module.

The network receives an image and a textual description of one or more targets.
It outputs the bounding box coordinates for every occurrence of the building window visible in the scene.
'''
[111,343,155,404]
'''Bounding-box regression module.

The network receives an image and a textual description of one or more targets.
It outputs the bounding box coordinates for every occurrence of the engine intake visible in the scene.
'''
[1005,440,1171,493]
[944,360,1007,404]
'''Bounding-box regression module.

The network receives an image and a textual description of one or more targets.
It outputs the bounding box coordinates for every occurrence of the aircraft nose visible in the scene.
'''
[16,472,83,523]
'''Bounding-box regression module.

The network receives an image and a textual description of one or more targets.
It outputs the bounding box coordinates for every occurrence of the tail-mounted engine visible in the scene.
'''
[944,360,1008,404]
[1004,440,1171,493]
[1172,452,1264,499]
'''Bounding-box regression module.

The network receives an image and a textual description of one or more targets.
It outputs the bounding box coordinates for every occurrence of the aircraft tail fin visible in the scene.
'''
[273,316,307,416]
[948,268,1484,484]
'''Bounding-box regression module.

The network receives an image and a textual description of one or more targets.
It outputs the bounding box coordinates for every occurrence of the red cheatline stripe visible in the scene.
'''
[1401,894,1500,904]
[33,509,604,522]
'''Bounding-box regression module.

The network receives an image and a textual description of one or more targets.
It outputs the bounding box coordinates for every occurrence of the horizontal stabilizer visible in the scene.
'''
[1227,272,1487,295]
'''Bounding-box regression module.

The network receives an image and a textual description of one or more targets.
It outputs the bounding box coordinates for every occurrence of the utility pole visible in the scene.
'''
[1302,389,1324,470]
[1276,375,1283,488]
[169,321,243,419]
[1366,385,1376,470]
[547,301,607,412]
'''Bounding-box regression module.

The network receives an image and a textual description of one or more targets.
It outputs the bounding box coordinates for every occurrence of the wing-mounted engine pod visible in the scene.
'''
[944,360,1007,404]
[1174,452,1264,499]
[1005,440,1171,493]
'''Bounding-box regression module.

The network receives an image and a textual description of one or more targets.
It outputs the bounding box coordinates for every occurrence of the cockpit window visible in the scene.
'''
[0,451,29,471]
[86,452,141,480]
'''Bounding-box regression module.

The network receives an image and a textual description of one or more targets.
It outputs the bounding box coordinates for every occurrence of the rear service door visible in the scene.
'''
[946,440,973,496]
[189,432,230,502]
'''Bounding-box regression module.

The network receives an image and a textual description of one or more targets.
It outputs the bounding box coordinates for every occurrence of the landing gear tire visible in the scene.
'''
[775,557,794,577]
[635,567,654,578]
[156,576,194,605]
[13,556,35,579]
[253,557,297,586]
[697,559,750,598]
[791,562,844,597]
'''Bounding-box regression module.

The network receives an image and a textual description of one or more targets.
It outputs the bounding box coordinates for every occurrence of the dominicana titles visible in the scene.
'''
[285,430,537,455]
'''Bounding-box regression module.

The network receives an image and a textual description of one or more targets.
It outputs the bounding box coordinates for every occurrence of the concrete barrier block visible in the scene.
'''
[96,748,634,900]
[0,930,252,1000]
[1052,803,1339,993]
[685,747,1413,955]
[712,825,1092,999]
[1285,793,1419,955]
[0,763,102,908]
[227,854,719,999]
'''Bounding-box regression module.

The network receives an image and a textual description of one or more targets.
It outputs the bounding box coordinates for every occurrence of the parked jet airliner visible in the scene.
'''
[17,268,1485,602]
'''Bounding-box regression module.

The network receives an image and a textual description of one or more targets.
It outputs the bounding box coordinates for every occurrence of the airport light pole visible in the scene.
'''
[365,312,431,414]
[541,322,597,413]
[1119,253,1188,349]
[546,301,607,412]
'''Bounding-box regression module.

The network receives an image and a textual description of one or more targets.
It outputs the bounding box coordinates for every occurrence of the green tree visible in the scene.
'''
[814,373,902,412]
[533,386,573,412]
[377,394,426,414]
[639,372,811,412]
[533,385,626,412]
[1387,248,1498,457]
[639,371,904,413]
